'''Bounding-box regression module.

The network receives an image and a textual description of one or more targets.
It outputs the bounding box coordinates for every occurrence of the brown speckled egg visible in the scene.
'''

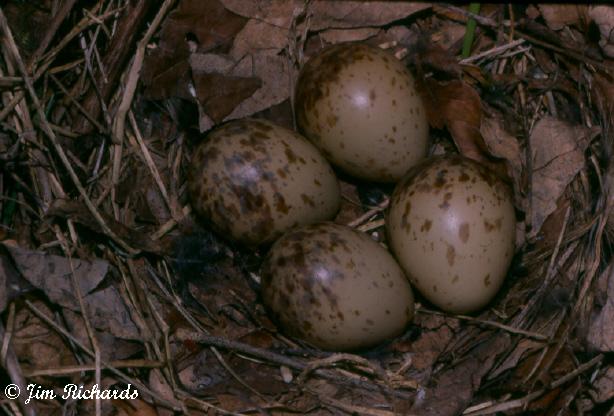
[295,43,428,182]
[386,156,515,314]
[188,119,341,246]
[261,222,414,351]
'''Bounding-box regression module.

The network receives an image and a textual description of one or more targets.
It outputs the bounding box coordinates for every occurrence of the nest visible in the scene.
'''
[0,2,613,415]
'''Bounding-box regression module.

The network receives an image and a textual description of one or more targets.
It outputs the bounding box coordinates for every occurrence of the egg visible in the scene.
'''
[260,222,414,351]
[188,119,341,246]
[294,42,429,182]
[386,156,515,314]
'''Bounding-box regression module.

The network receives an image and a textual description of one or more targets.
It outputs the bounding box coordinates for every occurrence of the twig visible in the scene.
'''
[463,354,603,415]
[459,39,526,64]
[417,308,549,341]
[175,329,414,399]
[0,6,139,255]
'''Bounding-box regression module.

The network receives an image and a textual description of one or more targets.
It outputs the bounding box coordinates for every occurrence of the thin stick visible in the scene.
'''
[0,7,138,255]
[175,329,413,399]
[418,308,549,341]
[460,39,526,64]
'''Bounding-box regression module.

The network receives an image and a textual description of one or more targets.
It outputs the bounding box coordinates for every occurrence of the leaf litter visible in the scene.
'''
[1,2,614,415]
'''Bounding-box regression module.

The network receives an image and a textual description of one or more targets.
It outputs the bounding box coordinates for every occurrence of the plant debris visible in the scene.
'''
[1,2,613,415]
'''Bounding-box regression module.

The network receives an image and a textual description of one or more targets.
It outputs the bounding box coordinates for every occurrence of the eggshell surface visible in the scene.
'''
[188,119,341,246]
[295,43,428,182]
[386,156,515,313]
[261,222,414,351]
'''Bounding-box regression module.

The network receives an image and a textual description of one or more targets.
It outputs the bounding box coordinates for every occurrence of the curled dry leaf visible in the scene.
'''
[142,0,248,101]
[319,27,381,44]
[537,5,587,31]
[529,117,596,237]
[2,242,140,341]
[419,79,490,163]
[411,334,511,415]
[587,265,614,352]
[221,0,431,31]
[592,366,614,404]
[589,6,614,58]
[480,111,526,247]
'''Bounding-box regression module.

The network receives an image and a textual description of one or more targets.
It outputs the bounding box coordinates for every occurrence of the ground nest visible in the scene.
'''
[0,2,613,416]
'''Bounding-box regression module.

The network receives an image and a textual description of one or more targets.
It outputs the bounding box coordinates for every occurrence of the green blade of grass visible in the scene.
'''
[462,3,481,59]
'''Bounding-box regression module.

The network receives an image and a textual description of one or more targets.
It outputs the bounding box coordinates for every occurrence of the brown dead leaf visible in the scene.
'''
[3,242,141,342]
[538,5,588,31]
[589,6,614,58]
[320,27,381,44]
[587,265,614,352]
[411,334,511,415]
[142,0,247,99]
[529,117,595,237]
[222,0,431,31]
[112,398,158,416]
[2,242,108,302]
[419,79,490,163]
[223,53,297,123]
[12,300,77,371]
[193,72,262,123]
[390,314,457,372]
[480,113,523,185]
[148,370,177,416]
[310,1,431,31]
[592,366,614,404]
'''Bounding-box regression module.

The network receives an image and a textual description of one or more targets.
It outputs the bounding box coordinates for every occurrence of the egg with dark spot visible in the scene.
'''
[295,43,428,182]
[386,156,515,313]
[188,119,341,246]
[261,222,414,350]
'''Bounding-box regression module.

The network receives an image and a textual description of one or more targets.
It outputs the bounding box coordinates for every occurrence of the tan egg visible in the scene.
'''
[188,119,341,246]
[386,156,515,314]
[261,222,414,351]
[295,42,428,182]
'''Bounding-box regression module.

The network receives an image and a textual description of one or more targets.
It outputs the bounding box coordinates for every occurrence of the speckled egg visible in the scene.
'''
[295,43,429,182]
[188,119,341,246]
[386,156,515,314]
[261,222,414,351]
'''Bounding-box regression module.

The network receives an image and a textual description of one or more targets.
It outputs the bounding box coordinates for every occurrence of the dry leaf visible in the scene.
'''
[2,242,108,302]
[223,53,297,123]
[390,314,457,371]
[592,366,614,403]
[420,79,489,163]
[480,114,523,186]
[411,334,511,415]
[310,1,431,31]
[221,0,431,31]
[319,27,380,44]
[12,300,77,371]
[142,0,247,99]
[538,5,587,31]
[587,265,614,352]
[113,398,159,416]
[192,72,262,122]
[589,6,614,58]
[148,370,179,416]
[3,243,141,341]
[529,117,594,237]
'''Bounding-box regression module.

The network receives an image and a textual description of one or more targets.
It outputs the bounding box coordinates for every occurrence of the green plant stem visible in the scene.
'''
[462,3,481,58]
